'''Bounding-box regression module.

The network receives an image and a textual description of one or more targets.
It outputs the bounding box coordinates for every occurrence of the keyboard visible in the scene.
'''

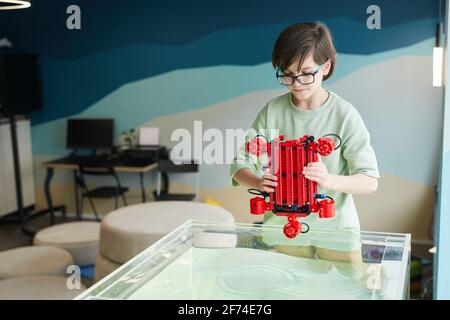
[118,157,156,166]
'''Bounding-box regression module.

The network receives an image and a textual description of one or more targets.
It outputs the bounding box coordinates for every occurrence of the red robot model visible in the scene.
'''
[246,134,341,239]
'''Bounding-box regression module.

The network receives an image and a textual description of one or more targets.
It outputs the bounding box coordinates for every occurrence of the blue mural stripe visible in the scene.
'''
[0,0,438,58]
[27,19,436,126]
[31,37,434,155]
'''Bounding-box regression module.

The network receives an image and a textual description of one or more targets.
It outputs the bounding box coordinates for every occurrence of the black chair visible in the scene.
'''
[75,165,129,221]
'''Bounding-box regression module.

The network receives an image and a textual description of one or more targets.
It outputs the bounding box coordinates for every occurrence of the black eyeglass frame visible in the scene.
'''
[275,64,323,86]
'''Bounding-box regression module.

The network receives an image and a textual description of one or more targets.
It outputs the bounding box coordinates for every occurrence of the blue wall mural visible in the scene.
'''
[0,0,439,125]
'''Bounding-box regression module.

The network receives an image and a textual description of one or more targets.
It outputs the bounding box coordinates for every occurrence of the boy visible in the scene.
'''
[230,22,380,262]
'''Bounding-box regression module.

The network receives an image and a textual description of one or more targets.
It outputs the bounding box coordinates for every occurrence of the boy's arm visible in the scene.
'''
[304,108,380,195]
[233,168,260,189]
[229,105,268,187]
[330,173,378,194]
[303,158,378,195]
[233,168,278,193]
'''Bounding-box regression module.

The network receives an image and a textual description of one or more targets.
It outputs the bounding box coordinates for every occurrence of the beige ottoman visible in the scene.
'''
[100,201,235,264]
[94,253,121,283]
[0,246,74,280]
[34,221,100,266]
[0,275,86,300]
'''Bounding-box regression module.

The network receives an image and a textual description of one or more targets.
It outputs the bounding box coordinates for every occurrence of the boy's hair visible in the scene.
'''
[272,22,336,81]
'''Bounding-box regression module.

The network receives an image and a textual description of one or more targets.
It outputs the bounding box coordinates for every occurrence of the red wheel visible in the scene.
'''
[287,215,299,224]
[317,137,334,156]
[245,137,267,156]
[283,223,300,239]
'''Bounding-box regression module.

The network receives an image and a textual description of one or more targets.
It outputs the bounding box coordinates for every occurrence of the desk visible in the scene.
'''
[43,157,158,223]
[155,159,199,201]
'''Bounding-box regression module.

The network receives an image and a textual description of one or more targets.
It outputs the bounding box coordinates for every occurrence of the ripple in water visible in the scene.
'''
[216,264,296,297]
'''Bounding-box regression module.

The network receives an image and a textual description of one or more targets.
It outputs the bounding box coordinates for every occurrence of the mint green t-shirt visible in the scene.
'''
[230,90,380,239]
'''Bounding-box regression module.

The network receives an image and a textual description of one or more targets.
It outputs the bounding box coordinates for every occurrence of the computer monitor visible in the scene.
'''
[66,118,114,150]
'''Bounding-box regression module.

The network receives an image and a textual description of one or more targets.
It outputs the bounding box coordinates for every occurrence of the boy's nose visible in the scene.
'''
[291,80,303,88]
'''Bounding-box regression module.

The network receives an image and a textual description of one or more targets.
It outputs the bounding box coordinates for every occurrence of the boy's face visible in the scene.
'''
[283,54,330,101]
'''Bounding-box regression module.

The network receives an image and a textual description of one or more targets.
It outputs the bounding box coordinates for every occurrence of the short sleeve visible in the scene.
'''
[341,110,380,178]
[229,106,267,186]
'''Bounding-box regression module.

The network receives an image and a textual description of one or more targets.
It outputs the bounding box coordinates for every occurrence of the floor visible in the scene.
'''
[0,213,88,251]
[0,213,97,289]
[0,216,40,251]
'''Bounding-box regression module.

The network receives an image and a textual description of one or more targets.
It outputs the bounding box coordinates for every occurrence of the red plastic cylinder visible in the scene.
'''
[317,137,335,156]
[318,199,335,218]
[250,197,267,215]
[246,137,267,156]
[283,215,301,238]
[283,222,301,238]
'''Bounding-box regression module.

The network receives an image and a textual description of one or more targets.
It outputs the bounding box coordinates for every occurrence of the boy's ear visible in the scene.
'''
[323,59,331,76]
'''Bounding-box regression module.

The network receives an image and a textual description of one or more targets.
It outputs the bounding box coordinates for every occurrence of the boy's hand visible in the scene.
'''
[303,155,335,190]
[256,169,278,193]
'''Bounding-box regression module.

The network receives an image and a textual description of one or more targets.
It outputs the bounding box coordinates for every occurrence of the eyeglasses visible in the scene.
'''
[276,64,323,86]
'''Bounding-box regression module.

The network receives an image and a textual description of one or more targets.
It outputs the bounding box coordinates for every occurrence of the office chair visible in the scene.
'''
[75,165,129,221]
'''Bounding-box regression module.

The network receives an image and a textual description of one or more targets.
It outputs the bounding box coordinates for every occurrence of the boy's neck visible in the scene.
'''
[292,88,330,110]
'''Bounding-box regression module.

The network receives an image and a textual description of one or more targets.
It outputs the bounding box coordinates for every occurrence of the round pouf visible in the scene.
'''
[0,246,74,280]
[94,253,121,283]
[100,201,235,264]
[33,221,100,267]
[0,275,86,300]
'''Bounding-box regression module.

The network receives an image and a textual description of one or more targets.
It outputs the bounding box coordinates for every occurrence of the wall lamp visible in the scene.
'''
[0,0,31,10]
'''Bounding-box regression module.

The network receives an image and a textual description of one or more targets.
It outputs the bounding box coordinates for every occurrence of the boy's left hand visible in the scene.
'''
[302,155,335,190]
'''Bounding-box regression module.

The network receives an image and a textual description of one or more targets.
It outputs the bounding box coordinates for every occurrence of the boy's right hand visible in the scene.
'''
[256,170,278,193]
